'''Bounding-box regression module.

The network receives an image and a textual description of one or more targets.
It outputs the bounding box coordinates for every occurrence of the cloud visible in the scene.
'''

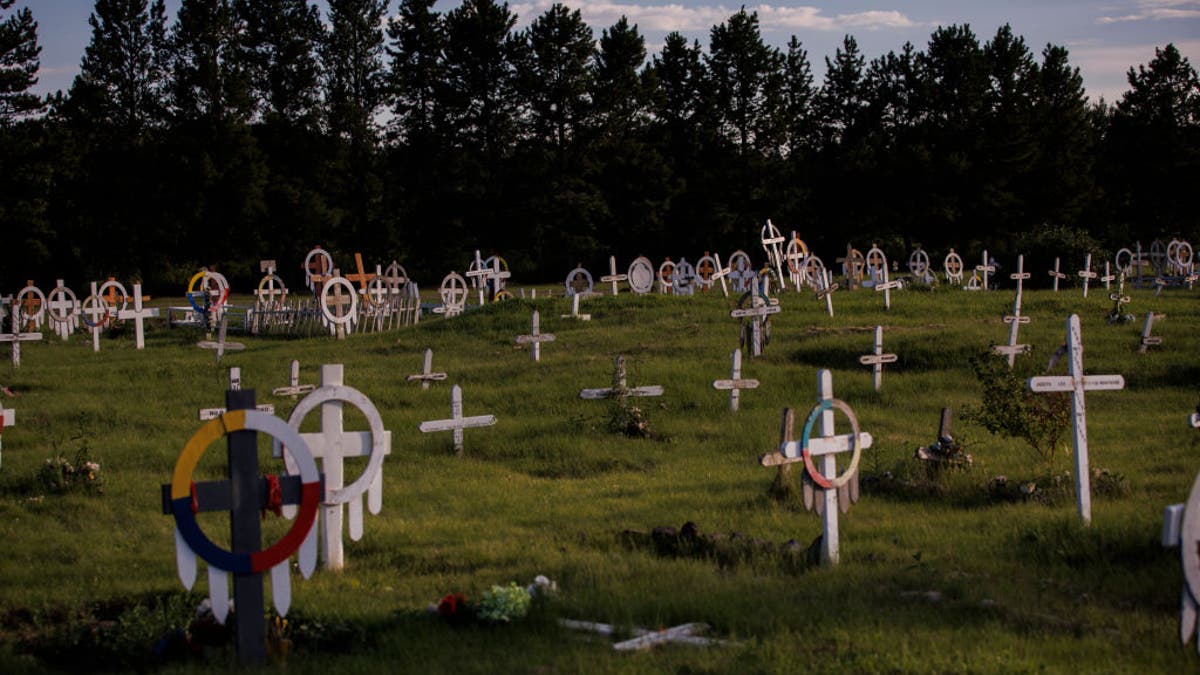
[1096,0,1200,23]
[1063,39,1200,102]
[506,1,917,33]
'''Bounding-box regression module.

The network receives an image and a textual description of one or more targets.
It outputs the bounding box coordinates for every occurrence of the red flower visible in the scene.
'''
[438,593,467,618]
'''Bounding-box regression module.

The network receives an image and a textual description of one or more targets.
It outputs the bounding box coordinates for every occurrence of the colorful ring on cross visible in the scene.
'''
[493,290,513,302]
[170,410,320,574]
[79,293,111,329]
[799,398,863,490]
[186,271,229,313]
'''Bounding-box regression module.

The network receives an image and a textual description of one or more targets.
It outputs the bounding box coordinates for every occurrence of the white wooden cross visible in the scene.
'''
[197,367,276,420]
[406,348,447,390]
[433,272,468,317]
[994,254,1032,368]
[1078,253,1097,298]
[275,363,391,570]
[117,283,159,349]
[0,321,42,368]
[815,268,838,317]
[516,310,556,362]
[600,256,627,296]
[712,348,759,412]
[561,292,591,321]
[759,369,873,565]
[761,220,787,289]
[80,281,109,353]
[730,281,780,358]
[944,249,964,285]
[45,279,79,340]
[858,326,897,392]
[710,252,730,297]
[874,265,902,310]
[319,270,357,338]
[558,619,726,650]
[579,355,664,400]
[1049,257,1067,292]
[1138,312,1165,353]
[272,359,317,397]
[1100,261,1115,291]
[196,315,245,360]
[1160,471,1200,650]
[0,405,14,469]
[976,250,996,291]
[419,384,497,455]
[465,250,489,305]
[1027,314,1125,525]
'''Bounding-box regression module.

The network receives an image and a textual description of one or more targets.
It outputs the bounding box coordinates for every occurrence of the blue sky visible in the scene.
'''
[19,0,1200,104]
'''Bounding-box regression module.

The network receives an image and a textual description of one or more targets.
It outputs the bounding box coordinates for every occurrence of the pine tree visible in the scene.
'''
[592,16,647,136]
[521,3,594,154]
[236,0,322,124]
[706,8,783,153]
[386,0,444,143]
[440,0,523,157]
[0,0,44,125]
[818,35,867,147]
[322,0,388,147]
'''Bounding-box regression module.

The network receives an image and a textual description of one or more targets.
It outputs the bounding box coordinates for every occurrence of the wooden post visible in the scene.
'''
[600,256,627,296]
[858,326,897,392]
[816,269,838,317]
[1078,253,1097,298]
[516,310,556,362]
[1027,314,1125,525]
[1049,257,1067,292]
[976,250,995,291]
[418,385,496,455]
[406,348,447,389]
[712,348,759,412]
[580,355,664,400]
[874,266,902,310]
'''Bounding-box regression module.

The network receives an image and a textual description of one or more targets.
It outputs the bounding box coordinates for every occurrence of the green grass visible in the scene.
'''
[1,281,1198,673]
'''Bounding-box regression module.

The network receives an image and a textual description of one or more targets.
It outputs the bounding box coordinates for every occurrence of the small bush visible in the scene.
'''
[964,348,1070,464]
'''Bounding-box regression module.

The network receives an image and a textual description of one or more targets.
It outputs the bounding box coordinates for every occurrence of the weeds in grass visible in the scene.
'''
[37,434,103,495]
[964,348,1070,464]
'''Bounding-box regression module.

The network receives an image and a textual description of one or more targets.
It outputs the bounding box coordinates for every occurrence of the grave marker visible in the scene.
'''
[198,368,275,420]
[99,278,130,316]
[45,279,79,340]
[303,245,333,292]
[761,220,786,288]
[80,281,109,352]
[1027,314,1125,525]
[600,256,628,295]
[466,250,490,305]
[1160,472,1200,650]
[627,257,655,295]
[406,348,447,390]
[580,355,664,400]
[858,326,897,391]
[565,265,594,297]
[864,244,887,289]
[561,292,591,321]
[657,258,675,295]
[908,247,933,285]
[815,268,838,317]
[272,360,317,397]
[0,320,42,368]
[784,234,809,290]
[161,390,320,666]
[709,252,731,297]
[515,310,556,362]
[274,364,391,570]
[874,265,902,310]
[1048,257,1067,292]
[418,384,497,455]
[15,282,45,331]
[726,250,756,294]
[433,272,468,317]
[196,315,246,361]
[319,271,357,338]
[117,283,159,349]
[672,257,698,296]
[0,405,14,469]
[1138,312,1165,353]
[1100,262,1115,291]
[759,369,872,565]
[943,249,964,285]
[1078,253,1097,298]
[731,281,780,358]
[976,250,996,291]
[712,348,758,412]
[345,252,376,295]
[1107,273,1134,323]
[993,254,1032,368]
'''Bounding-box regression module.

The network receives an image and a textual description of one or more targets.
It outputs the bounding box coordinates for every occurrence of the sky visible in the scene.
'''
[17,0,1200,105]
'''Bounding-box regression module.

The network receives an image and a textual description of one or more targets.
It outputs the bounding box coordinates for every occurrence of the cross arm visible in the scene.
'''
[160,474,319,514]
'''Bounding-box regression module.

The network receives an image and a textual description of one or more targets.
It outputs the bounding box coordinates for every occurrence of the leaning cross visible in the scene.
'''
[600,256,628,296]
[1078,253,1097,298]
[1138,312,1165,353]
[0,320,42,368]
[418,384,497,455]
[712,348,759,412]
[117,283,159,350]
[759,369,872,565]
[275,364,391,571]
[579,355,664,400]
[874,265,902,310]
[516,310,556,362]
[858,326,897,392]
[1027,314,1125,525]
[761,220,787,290]
[345,252,376,296]
[815,269,838,317]
[272,359,317,398]
[406,348,447,390]
[710,253,731,297]
[1049,257,1067,292]
[161,389,320,666]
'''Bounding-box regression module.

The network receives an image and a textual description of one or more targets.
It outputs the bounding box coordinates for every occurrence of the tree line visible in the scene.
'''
[0,0,1197,293]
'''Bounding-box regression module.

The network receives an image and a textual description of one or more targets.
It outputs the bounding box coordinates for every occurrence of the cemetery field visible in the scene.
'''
[1,285,1198,673]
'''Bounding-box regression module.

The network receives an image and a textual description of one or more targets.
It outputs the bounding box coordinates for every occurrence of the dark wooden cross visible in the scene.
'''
[346,253,376,293]
[161,389,317,666]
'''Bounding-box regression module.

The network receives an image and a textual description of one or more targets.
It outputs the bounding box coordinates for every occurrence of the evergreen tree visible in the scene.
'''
[439,0,523,157]
[980,24,1040,245]
[521,3,594,154]
[706,8,783,153]
[236,0,322,124]
[386,0,444,143]
[817,35,868,147]
[649,32,707,146]
[322,0,388,146]
[592,16,648,136]
[1031,44,1095,231]
[0,0,43,125]
[782,36,817,156]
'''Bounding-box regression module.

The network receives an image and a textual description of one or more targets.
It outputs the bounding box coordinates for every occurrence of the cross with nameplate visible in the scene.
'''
[874,265,902,310]
[561,292,591,321]
[117,283,158,349]
[858,326,897,391]
[516,310,556,362]
[579,355,664,400]
[198,368,276,420]
[816,268,838,317]
[418,384,497,455]
[1138,312,1165,353]
[1078,253,1097,298]
[1049,257,1067,292]
[0,317,41,368]
[600,256,627,296]
[994,254,1032,368]
[1100,261,1115,291]
[759,369,872,565]
[272,359,317,397]
[976,250,996,291]
[466,250,490,305]
[712,348,758,412]
[1027,314,1125,525]
[274,364,391,570]
[1107,272,1133,322]
[406,348,447,390]
[730,281,781,358]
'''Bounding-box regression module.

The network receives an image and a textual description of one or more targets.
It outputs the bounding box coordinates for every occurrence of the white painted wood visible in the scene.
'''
[712,349,759,411]
[730,281,780,358]
[45,279,79,340]
[761,220,786,290]
[433,272,468,316]
[272,360,317,397]
[710,252,730,297]
[418,384,496,454]
[726,250,756,294]
[560,619,725,649]
[816,268,837,317]
[858,326,897,392]
[173,525,198,590]
[0,325,42,368]
[1138,312,1164,353]
[117,283,159,349]
[303,246,333,291]
[1078,253,1097,298]
[615,623,712,651]
[994,255,1032,368]
[1049,257,1067,292]
[671,257,698,296]
[874,266,902,310]
[1190,411,1200,429]
[208,566,230,625]
[579,355,664,400]
[1026,314,1125,525]
[600,256,627,295]
[15,282,46,331]
[196,315,245,357]
[0,407,14,427]
[198,404,275,421]
[274,364,392,570]
[627,257,655,294]
[1100,261,1115,290]
[1162,472,1200,647]
[405,348,447,389]
[270,561,291,617]
[944,249,964,285]
[561,292,592,321]
[320,273,358,338]
[465,250,489,305]
[515,310,556,361]
[976,250,996,291]
[565,265,594,297]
